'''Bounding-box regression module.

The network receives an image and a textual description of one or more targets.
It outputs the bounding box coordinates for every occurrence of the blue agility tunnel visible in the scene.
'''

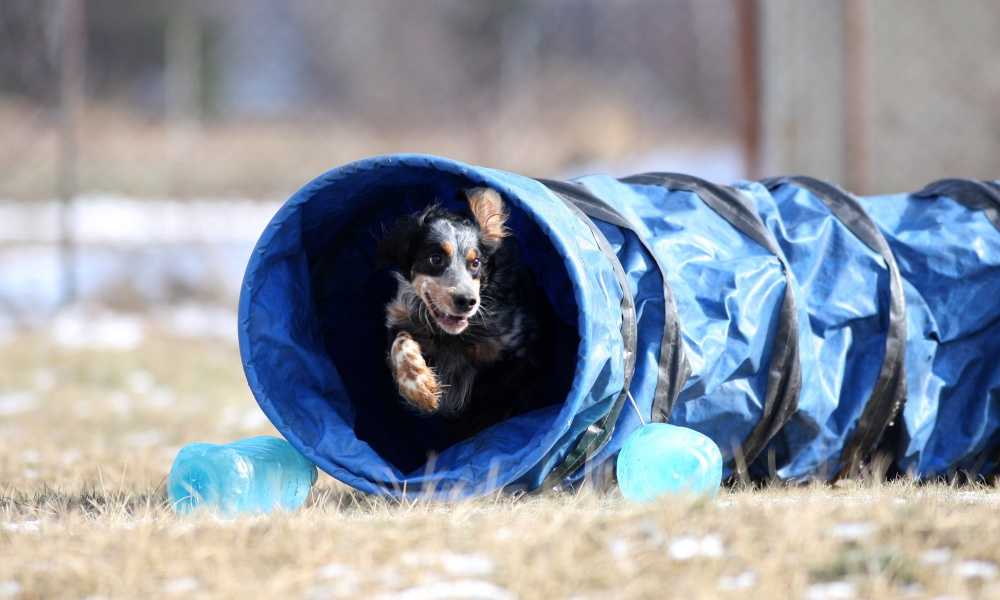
[238,154,1000,497]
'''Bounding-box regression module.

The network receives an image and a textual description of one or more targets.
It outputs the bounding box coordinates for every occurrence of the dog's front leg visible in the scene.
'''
[389,331,441,413]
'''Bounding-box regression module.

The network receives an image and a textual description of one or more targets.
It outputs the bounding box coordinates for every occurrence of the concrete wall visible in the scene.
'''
[759,1,846,185]
[759,1,1000,193]
[869,2,1000,192]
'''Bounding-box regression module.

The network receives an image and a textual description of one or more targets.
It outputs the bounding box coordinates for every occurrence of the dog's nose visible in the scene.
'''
[452,293,477,312]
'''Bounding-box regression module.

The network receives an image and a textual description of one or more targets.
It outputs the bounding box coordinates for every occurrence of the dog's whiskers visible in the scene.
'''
[418,303,434,331]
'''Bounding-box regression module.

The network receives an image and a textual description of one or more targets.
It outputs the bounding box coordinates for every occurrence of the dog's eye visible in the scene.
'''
[428,254,444,266]
[470,258,481,269]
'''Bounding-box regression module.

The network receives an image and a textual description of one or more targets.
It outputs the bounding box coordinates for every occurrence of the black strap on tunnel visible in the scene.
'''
[537,179,689,424]
[914,178,1000,232]
[762,176,908,479]
[533,179,639,491]
[619,172,802,480]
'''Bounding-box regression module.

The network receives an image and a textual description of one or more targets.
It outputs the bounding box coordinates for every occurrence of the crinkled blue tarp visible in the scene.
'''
[239,154,1000,497]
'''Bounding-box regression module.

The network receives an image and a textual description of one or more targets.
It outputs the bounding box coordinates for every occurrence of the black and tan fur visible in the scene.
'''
[377,188,538,421]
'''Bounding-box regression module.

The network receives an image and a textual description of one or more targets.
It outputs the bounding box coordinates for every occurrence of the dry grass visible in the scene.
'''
[0,98,726,201]
[2,331,1000,599]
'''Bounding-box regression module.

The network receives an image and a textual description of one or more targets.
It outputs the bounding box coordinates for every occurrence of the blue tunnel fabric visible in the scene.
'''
[238,154,1000,497]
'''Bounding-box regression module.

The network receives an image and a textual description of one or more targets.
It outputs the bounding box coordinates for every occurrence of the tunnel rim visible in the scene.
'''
[237,154,622,496]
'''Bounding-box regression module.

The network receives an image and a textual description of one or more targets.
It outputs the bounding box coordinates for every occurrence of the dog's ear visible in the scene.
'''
[376,214,422,274]
[466,188,509,250]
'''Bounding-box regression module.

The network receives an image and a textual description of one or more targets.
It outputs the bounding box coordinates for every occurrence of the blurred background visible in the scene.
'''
[1,0,1000,332]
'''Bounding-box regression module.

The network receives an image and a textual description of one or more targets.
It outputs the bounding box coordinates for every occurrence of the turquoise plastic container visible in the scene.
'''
[616,423,723,501]
[167,436,317,516]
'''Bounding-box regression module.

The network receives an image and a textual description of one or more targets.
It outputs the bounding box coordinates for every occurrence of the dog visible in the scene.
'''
[377,188,540,425]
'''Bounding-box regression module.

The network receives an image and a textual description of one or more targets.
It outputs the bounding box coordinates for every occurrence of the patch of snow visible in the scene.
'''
[239,409,271,431]
[378,567,403,587]
[32,369,56,391]
[0,196,278,317]
[829,522,875,541]
[108,392,133,416]
[61,449,82,465]
[493,527,513,541]
[805,581,856,600]
[400,551,496,578]
[306,581,360,599]
[72,403,94,418]
[439,552,495,577]
[0,392,38,416]
[124,430,164,448]
[205,514,264,528]
[160,446,183,462]
[144,387,175,410]
[156,303,236,339]
[0,581,22,598]
[316,563,355,579]
[608,538,630,561]
[27,560,57,573]
[162,577,200,594]
[50,308,145,350]
[109,518,154,531]
[668,535,725,560]
[377,579,516,600]
[953,491,1000,506]
[718,570,757,591]
[2,519,41,534]
[0,196,278,244]
[126,370,156,395]
[19,449,41,464]
[400,552,436,568]
[955,560,998,579]
[920,548,952,565]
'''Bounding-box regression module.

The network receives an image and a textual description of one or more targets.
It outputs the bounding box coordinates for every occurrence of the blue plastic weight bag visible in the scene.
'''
[168,436,317,515]
[237,154,1000,497]
[616,423,723,501]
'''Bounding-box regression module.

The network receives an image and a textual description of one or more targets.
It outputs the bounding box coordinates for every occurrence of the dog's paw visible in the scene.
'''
[390,332,441,413]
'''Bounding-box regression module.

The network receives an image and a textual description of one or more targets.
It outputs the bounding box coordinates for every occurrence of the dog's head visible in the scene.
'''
[378,188,509,335]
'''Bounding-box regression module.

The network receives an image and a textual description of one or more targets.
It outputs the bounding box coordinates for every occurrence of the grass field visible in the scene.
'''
[2,330,999,599]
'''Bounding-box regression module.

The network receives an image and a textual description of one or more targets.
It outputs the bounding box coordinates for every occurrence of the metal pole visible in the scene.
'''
[57,0,85,306]
[843,0,869,193]
[735,0,761,179]
[166,0,201,131]
[166,0,202,196]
